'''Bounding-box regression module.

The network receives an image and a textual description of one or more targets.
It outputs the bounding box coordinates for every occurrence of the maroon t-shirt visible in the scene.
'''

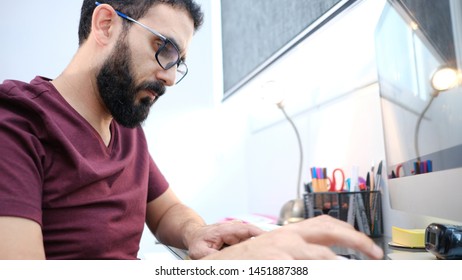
[0,76,169,259]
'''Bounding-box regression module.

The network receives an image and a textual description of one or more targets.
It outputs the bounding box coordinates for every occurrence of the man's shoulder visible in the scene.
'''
[0,76,52,100]
[0,76,59,133]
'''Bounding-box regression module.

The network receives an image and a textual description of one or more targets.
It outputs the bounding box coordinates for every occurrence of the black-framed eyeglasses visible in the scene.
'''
[95,2,188,84]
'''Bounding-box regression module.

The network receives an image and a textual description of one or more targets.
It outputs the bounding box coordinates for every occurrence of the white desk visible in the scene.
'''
[388,252,436,260]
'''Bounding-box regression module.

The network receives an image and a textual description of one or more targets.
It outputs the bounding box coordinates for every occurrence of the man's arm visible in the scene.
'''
[0,216,46,259]
[145,188,206,250]
[145,188,264,259]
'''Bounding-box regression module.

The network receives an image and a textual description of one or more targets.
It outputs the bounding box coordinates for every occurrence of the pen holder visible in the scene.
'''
[303,191,383,237]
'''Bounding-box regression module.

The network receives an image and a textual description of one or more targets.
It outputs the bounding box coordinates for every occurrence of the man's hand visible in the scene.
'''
[201,215,384,260]
[186,221,265,259]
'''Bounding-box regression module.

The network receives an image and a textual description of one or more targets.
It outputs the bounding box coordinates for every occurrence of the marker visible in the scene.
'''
[311,167,319,192]
[365,172,370,190]
[427,160,433,172]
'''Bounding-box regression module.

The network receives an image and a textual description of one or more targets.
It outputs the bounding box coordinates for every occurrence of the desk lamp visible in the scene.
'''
[261,81,305,225]
[414,66,460,160]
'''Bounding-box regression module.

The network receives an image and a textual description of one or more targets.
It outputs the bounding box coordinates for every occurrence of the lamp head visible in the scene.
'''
[431,67,459,95]
[261,80,285,108]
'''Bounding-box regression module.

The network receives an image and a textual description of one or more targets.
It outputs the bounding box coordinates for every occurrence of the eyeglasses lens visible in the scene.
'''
[158,41,179,69]
[156,40,187,84]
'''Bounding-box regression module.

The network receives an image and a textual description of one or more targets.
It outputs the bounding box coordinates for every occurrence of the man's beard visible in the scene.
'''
[96,37,166,128]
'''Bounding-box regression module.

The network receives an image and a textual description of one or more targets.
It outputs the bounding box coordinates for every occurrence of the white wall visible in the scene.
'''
[1,0,459,259]
[0,1,81,81]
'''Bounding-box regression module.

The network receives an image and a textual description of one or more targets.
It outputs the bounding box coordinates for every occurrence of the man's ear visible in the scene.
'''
[91,3,121,46]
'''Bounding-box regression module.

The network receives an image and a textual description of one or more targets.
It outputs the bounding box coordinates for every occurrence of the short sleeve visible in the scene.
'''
[0,92,45,225]
[146,155,169,202]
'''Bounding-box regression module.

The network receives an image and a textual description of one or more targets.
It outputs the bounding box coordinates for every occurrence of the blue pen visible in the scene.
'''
[427,160,433,172]
[311,167,319,192]
[311,167,317,179]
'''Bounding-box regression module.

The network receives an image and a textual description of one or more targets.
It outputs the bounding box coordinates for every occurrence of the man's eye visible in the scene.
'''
[153,39,164,50]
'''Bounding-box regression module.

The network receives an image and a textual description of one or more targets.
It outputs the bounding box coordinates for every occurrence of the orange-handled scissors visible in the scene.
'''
[328,168,346,192]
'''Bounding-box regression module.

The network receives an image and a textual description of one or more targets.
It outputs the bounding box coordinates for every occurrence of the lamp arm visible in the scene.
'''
[414,94,435,161]
[279,106,304,199]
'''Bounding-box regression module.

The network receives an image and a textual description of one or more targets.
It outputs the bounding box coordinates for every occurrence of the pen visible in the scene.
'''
[322,168,328,191]
[370,163,375,191]
[414,161,420,175]
[311,167,319,192]
[427,160,433,172]
[375,161,382,191]
[365,172,370,190]
[371,160,383,235]
[420,161,425,174]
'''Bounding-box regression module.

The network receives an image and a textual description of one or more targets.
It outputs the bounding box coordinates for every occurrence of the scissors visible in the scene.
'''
[328,168,346,192]
[395,164,404,177]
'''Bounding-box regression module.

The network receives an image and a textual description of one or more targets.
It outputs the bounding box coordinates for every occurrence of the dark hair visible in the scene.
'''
[78,0,204,46]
